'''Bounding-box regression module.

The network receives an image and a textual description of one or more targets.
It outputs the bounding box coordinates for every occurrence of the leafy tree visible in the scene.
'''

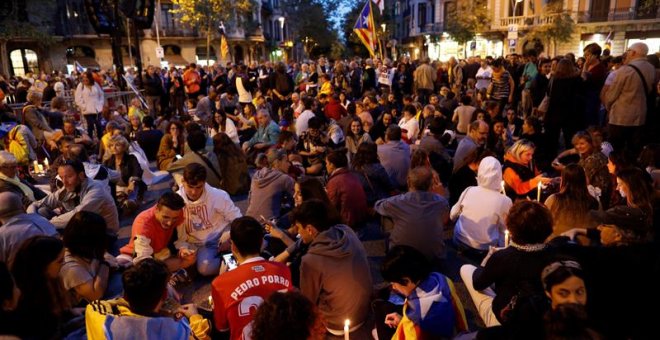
[281,0,339,60]
[444,0,490,45]
[526,1,575,56]
[171,0,254,65]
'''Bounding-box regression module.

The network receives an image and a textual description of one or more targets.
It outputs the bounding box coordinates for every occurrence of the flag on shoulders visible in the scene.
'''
[354,0,377,57]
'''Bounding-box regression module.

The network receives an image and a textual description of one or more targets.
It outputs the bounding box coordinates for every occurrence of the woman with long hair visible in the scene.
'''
[352,142,395,206]
[156,120,185,170]
[11,236,72,339]
[345,117,373,161]
[210,110,239,144]
[212,132,250,195]
[545,164,599,237]
[542,58,584,153]
[615,167,655,228]
[251,291,325,340]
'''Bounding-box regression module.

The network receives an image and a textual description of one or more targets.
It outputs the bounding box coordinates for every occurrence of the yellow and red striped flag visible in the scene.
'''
[353,0,377,57]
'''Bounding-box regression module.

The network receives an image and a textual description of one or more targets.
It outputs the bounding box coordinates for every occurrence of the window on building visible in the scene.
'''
[161,3,175,30]
[419,3,427,27]
[9,49,39,77]
[508,0,524,16]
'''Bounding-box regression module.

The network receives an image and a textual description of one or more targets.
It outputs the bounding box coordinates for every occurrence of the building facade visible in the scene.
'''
[391,0,660,60]
[1,0,289,77]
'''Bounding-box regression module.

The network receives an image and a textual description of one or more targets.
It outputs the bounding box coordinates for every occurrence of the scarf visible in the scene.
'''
[0,172,35,201]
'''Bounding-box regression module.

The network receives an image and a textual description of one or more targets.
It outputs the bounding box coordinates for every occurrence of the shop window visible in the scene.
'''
[9,49,39,77]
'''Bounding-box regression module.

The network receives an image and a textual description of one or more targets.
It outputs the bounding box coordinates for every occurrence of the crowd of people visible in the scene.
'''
[0,40,659,340]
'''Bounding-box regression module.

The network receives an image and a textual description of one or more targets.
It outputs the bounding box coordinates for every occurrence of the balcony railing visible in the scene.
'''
[421,22,444,34]
[498,13,562,28]
[159,27,198,37]
[577,7,659,22]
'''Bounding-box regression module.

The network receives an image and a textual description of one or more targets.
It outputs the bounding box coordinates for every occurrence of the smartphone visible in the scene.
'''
[222,253,238,271]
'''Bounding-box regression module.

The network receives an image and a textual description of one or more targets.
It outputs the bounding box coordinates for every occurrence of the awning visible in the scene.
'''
[73,56,100,70]
[163,54,190,67]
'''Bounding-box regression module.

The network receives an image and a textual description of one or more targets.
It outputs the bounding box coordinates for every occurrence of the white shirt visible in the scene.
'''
[175,183,242,249]
[210,118,240,144]
[475,66,493,90]
[398,116,419,143]
[74,82,105,114]
[295,109,316,137]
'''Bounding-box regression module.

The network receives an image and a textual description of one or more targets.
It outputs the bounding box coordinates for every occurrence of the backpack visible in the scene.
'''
[8,126,30,164]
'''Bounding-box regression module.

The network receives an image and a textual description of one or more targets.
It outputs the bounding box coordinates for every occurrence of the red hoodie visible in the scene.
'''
[324,98,347,121]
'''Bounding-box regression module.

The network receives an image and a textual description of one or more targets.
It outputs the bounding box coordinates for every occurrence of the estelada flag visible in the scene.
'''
[353,0,377,57]
[220,34,230,59]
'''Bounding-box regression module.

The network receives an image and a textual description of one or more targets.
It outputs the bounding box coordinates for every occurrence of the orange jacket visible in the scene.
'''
[502,153,541,195]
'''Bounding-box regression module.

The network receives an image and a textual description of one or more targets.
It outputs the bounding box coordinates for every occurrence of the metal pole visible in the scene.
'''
[155,0,161,48]
[126,17,134,67]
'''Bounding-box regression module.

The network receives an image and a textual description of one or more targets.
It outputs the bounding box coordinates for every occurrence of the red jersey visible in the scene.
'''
[211,257,292,340]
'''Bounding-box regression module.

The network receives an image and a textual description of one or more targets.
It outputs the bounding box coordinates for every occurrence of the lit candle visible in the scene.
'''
[208,295,213,308]
[501,180,506,195]
[44,158,49,170]
[344,319,350,340]
[37,164,44,173]
[537,181,542,202]
[504,230,510,247]
[33,160,39,174]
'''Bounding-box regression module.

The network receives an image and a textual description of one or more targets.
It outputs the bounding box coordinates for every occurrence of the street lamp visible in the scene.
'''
[278,16,285,42]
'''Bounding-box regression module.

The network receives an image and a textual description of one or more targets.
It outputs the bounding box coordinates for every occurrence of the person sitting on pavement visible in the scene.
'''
[451,156,513,261]
[292,199,373,338]
[212,132,250,196]
[62,118,93,147]
[453,120,488,173]
[85,258,211,340]
[211,216,293,340]
[375,245,467,340]
[168,129,222,189]
[246,148,295,221]
[297,116,328,176]
[60,211,122,305]
[103,135,146,213]
[0,151,46,207]
[28,159,119,235]
[0,191,57,264]
[375,166,450,265]
[377,125,411,190]
[117,192,196,272]
[242,109,280,161]
[461,200,553,329]
[325,149,368,228]
[250,291,326,340]
[136,116,164,162]
[502,139,552,201]
[175,163,242,277]
[157,121,185,171]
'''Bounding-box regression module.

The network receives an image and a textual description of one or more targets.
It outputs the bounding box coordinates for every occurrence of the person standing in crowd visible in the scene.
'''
[211,217,293,339]
[75,71,105,140]
[183,63,202,101]
[292,199,373,339]
[142,65,163,117]
[487,58,514,112]
[413,58,436,104]
[580,43,608,126]
[476,59,493,92]
[603,42,655,154]
[175,164,242,276]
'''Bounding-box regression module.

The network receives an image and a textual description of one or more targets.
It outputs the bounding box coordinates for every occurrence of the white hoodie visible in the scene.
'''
[175,183,242,249]
[451,156,512,250]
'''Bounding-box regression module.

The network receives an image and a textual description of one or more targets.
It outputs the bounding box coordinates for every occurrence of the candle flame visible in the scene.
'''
[344,319,350,327]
